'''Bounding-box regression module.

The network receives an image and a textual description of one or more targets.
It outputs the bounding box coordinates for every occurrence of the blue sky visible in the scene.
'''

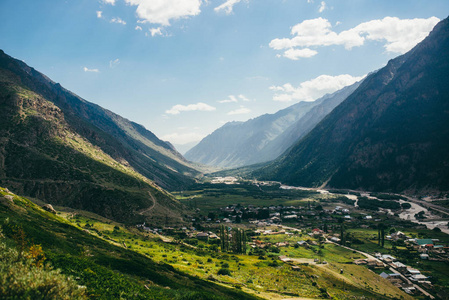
[1,0,448,152]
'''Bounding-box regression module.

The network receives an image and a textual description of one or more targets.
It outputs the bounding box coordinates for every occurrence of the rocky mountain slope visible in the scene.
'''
[254,17,449,194]
[185,82,361,168]
[0,50,198,222]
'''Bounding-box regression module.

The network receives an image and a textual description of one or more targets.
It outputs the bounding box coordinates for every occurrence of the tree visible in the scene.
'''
[230,228,246,254]
[340,224,345,245]
[378,224,386,247]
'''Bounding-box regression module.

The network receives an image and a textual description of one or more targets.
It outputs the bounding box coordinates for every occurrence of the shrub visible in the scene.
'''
[0,241,86,299]
[217,268,231,276]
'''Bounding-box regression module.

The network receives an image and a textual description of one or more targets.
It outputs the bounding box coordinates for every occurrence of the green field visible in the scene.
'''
[174,182,323,213]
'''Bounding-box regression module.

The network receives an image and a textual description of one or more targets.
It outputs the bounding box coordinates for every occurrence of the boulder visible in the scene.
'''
[42,204,57,214]
[4,195,14,202]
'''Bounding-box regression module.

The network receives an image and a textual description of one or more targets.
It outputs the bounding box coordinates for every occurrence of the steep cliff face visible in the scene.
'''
[254,17,449,194]
[0,51,188,223]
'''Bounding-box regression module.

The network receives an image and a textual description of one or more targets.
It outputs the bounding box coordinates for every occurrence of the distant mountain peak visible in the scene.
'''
[185,80,362,168]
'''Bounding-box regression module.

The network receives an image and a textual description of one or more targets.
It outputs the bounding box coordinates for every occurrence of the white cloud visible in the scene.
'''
[149,27,163,36]
[228,106,251,115]
[135,25,143,30]
[218,94,250,103]
[110,17,126,25]
[83,67,100,73]
[282,48,318,60]
[238,94,250,102]
[214,0,242,15]
[318,1,326,13]
[96,11,103,18]
[218,95,238,103]
[102,0,115,5]
[124,0,202,26]
[109,58,120,68]
[270,74,364,102]
[270,16,440,59]
[162,132,205,144]
[166,102,216,115]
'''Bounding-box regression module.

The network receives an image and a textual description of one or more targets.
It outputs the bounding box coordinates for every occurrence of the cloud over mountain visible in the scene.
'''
[270,16,440,59]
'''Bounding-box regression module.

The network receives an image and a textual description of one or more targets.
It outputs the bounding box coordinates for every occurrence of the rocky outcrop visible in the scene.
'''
[42,203,57,214]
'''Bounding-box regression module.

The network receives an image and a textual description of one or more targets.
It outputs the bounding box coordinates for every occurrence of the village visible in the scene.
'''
[136,199,449,299]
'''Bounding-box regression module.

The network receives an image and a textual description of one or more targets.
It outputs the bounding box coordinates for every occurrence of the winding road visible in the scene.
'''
[138,191,157,215]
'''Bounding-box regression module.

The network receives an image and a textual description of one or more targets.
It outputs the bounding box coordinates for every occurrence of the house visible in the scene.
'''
[415,239,434,246]
[283,214,298,220]
[380,254,396,262]
[276,242,289,247]
[297,240,308,247]
[391,261,407,272]
[406,268,421,276]
[330,237,341,243]
[391,231,406,240]
[420,253,429,260]
[278,256,292,263]
[380,272,402,283]
[354,259,368,265]
[402,285,416,294]
[312,228,323,236]
[196,232,209,241]
[411,274,428,282]
[367,259,385,268]
[209,233,219,239]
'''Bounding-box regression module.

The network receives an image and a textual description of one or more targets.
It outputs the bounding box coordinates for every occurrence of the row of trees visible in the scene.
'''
[219,225,247,254]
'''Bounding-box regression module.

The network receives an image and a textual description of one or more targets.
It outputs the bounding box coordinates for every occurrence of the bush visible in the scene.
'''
[401,203,412,209]
[0,241,86,299]
[268,246,280,253]
[217,268,231,276]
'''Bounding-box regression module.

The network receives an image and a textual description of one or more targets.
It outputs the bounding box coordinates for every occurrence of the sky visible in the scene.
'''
[0,0,448,153]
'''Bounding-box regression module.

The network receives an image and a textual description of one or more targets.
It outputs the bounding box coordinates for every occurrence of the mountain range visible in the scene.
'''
[253,16,449,194]
[0,50,200,222]
[185,80,361,168]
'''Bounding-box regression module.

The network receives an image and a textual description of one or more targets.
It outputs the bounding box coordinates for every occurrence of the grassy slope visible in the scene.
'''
[46,199,413,299]
[0,187,259,300]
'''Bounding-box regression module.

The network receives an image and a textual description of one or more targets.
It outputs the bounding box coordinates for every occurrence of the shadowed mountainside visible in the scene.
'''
[254,17,449,194]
